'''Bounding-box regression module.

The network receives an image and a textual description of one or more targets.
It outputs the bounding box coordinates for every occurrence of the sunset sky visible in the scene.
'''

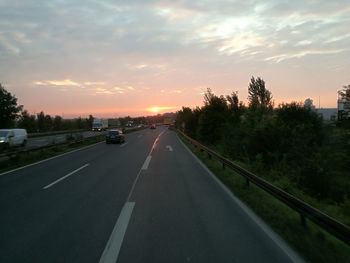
[1,0,349,117]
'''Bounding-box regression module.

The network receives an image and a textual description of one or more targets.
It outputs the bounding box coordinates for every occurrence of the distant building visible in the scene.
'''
[316,108,337,121]
[338,89,350,120]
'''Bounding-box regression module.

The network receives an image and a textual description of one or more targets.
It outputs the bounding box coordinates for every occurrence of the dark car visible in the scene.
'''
[106,129,125,144]
[150,124,156,129]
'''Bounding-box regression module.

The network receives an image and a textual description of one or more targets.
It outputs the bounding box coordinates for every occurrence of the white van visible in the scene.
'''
[0,129,28,149]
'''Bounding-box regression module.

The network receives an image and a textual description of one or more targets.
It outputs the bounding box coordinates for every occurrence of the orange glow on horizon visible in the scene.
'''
[149,106,160,113]
[146,106,177,114]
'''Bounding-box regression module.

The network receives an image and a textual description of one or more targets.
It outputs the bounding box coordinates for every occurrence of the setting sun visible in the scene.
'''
[149,106,160,113]
[146,106,177,114]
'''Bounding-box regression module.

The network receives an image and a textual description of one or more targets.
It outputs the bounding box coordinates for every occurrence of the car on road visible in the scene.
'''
[0,129,28,150]
[150,124,156,129]
[105,129,125,144]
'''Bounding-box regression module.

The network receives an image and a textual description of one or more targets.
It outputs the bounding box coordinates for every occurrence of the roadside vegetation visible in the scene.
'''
[0,83,95,132]
[181,137,350,263]
[176,77,350,262]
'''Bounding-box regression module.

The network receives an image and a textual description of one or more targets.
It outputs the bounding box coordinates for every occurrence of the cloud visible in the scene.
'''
[46,79,81,86]
[0,34,20,54]
[296,40,312,46]
[128,63,168,71]
[84,81,106,86]
[264,48,347,63]
[1,0,349,66]
[95,87,115,95]
[96,90,114,94]
[113,87,124,91]
[33,79,81,87]
[1,0,350,113]
[33,81,46,85]
[135,64,148,69]
[169,89,182,94]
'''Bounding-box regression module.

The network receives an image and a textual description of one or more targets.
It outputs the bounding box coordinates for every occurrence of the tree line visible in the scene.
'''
[0,83,94,132]
[1,83,169,133]
[18,111,95,133]
[176,77,350,203]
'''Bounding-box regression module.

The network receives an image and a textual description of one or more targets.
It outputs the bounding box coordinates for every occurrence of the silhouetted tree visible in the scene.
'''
[226,91,245,122]
[86,115,94,129]
[197,88,229,144]
[175,107,201,137]
[44,114,53,130]
[0,83,23,128]
[304,98,315,110]
[53,115,63,130]
[338,84,350,122]
[36,111,52,132]
[18,110,37,132]
[75,117,84,129]
[247,77,273,110]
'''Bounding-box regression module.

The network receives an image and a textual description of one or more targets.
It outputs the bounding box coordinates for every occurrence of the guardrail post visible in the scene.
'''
[222,162,225,170]
[246,178,250,187]
[207,153,211,159]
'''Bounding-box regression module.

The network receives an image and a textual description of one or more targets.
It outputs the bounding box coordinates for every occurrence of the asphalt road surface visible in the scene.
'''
[0,127,304,263]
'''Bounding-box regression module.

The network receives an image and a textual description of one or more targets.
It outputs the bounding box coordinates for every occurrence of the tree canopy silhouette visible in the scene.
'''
[0,83,23,128]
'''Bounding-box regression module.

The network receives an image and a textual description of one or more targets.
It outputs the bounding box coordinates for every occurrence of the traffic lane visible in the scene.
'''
[0,141,113,203]
[0,148,131,263]
[0,126,153,186]
[0,127,161,211]
[0,127,166,262]
[118,130,298,263]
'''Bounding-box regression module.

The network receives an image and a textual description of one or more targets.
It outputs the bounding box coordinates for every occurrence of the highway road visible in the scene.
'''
[0,126,304,263]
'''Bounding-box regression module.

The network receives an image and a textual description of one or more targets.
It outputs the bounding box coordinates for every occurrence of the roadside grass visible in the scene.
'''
[180,135,350,263]
[0,135,105,174]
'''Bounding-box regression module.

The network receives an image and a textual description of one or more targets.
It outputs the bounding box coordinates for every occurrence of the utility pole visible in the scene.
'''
[318,96,321,109]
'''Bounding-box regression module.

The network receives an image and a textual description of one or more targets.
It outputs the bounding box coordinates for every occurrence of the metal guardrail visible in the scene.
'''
[178,130,350,246]
[0,133,105,160]
[28,129,87,138]
[27,125,143,138]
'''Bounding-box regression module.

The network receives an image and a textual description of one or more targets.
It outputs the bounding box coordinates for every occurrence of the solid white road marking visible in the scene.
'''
[120,142,128,147]
[176,134,305,263]
[166,145,173,151]
[99,202,135,263]
[43,163,90,189]
[141,156,152,170]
